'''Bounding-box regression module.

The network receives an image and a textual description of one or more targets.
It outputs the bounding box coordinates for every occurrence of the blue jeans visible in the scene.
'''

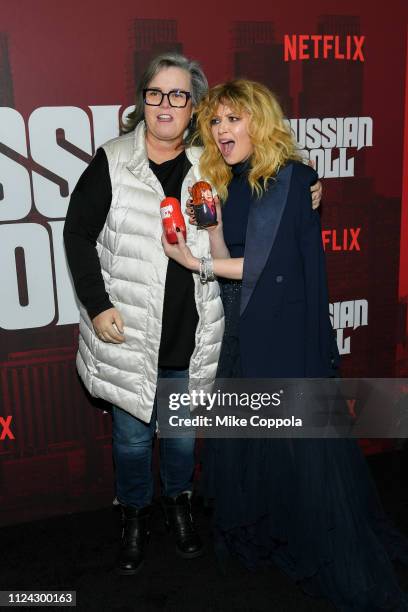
[112,368,195,508]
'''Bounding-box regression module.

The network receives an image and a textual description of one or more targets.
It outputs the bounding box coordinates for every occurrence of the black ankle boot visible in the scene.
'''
[116,505,151,575]
[161,493,203,559]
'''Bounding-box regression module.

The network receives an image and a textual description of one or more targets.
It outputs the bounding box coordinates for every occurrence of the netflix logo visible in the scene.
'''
[284,35,365,62]
[322,228,361,252]
[0,416,15,440]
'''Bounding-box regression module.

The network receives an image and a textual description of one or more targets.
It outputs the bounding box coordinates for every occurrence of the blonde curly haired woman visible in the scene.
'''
[163,79,408,611]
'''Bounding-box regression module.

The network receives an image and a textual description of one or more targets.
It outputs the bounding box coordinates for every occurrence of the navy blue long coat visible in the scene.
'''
[209,161,408,609]
[239,161,339,378]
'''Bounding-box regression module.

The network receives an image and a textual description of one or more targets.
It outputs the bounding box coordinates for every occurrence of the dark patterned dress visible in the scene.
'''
[203,161,408,611]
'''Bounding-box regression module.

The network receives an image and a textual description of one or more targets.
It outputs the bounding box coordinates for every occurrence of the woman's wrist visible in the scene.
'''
[208,221,223,236]
[208,225,230,259]
[198,256,215,283]
[208,223,225,248]
[190,256,200,272]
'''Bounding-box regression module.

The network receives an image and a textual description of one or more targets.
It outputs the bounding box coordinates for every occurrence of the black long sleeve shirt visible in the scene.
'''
[64,147,198,369]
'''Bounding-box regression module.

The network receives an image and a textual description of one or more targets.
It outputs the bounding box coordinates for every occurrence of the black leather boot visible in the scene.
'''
[116,505,151,575]
[161,492,203,559]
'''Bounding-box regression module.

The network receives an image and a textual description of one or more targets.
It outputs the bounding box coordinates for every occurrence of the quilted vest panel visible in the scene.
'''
[76,122,224,421]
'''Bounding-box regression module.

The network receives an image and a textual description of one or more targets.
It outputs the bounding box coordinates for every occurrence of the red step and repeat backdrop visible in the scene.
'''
[0,0,407,525]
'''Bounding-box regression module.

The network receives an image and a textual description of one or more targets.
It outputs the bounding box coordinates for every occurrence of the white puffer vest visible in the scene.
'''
[76,122,224,422]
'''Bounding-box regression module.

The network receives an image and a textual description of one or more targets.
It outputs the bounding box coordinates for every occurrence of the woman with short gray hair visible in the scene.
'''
[123,53,209,139]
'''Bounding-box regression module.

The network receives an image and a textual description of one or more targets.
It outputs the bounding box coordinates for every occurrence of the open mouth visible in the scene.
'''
[157,114,173,122]
[219,140,235,156]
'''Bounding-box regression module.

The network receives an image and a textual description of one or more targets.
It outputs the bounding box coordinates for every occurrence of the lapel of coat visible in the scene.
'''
[240,163,293,316]
[126,121,164,196]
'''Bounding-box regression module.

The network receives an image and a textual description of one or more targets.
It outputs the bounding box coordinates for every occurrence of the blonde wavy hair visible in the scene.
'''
[195,79,301,200]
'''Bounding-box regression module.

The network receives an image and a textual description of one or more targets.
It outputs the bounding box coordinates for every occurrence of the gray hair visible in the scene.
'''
[122,52,208,140]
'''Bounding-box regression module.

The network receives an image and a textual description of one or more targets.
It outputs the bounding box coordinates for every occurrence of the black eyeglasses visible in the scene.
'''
[143,88,192,108]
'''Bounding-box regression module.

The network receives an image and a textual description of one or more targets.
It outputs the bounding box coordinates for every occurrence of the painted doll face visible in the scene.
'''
[202,188,213,203]
[210,103,254,165]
